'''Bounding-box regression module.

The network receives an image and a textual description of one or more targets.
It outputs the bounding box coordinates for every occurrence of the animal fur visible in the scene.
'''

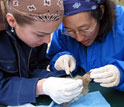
[60,72,91,106]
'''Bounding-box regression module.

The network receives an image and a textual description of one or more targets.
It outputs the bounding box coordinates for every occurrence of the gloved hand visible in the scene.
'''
[90,65,120,87]
[54,55,76,75]
[42,77,83,104]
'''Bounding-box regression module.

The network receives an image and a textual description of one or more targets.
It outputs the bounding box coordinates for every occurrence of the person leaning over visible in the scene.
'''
[0,0,83,106]
[47,0,124,91]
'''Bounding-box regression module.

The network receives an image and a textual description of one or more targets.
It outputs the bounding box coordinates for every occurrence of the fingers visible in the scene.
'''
[55,55,76,75]
[52,79,83,104]
[64,59,70,75]
[55,86,83,104]
[46,65,50,71]
[69,57,76,72]
[94,75,115,83]
[100,80,118,87]
[90,65,120,87]
[64,56,76,74]
[90,67,116,86]
[65,79,83,91]
[64,86,83,97]
[90,70,113,79]
[90,67,107,74]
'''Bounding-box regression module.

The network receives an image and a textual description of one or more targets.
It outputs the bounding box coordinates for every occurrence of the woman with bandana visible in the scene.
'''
[48,0,124,91]
[0,0,83,106]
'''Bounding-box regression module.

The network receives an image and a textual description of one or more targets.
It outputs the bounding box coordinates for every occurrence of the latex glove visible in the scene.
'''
[54,55,76,75]
[90,65,120,87]
[43,77,83,104]
[46,65,50,71]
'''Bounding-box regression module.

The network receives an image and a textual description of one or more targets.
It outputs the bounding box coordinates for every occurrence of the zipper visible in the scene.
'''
[6,31,22,77]
[84,46,88,72]
[14,42,21,77]
[27,48,32,73]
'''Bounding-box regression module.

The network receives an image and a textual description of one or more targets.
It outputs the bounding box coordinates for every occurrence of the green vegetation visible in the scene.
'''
[112,0,124,5]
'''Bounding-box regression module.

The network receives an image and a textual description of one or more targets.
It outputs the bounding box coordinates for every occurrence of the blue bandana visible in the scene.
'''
[64,0,105,16]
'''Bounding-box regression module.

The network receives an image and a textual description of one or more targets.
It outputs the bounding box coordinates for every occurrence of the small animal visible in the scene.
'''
[60,72,91,106]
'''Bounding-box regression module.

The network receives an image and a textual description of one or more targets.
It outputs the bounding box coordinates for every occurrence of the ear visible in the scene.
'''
[6,13,16,28]
[100,5,104,15]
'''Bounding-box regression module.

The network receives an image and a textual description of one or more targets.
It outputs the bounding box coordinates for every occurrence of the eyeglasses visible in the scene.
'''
[62,22,97,36]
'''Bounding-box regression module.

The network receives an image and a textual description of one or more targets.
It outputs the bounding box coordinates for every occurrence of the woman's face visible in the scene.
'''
[63,12,100,46]
[14,20,61,47]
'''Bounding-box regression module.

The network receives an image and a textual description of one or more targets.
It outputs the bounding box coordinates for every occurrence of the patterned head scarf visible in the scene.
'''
[7,0,64,22]
[64,0,104,16]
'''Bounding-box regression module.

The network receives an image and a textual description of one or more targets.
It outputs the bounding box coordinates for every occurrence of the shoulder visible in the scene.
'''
[0,30,10,43]
[0,30,13,51]
[115,5,124,23]
[116,5,124,13]
[0,30,16,60]
[110,5,124,39]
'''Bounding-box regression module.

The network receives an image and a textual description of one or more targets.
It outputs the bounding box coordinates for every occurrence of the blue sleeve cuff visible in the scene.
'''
[18,78,39,105]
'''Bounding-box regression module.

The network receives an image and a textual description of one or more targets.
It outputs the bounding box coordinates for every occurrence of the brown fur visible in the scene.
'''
[60,72,91,106]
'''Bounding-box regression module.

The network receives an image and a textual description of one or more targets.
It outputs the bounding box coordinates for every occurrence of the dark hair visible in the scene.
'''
[89,0,116,41]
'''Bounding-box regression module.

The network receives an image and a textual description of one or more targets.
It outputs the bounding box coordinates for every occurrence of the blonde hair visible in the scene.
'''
[0,0,6,31]
[0,0,34,31]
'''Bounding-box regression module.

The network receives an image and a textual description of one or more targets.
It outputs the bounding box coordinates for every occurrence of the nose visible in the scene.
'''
[42,35,51,44]
[76,33,85,42]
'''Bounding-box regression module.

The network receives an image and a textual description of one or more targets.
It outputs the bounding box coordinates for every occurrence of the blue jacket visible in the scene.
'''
[47,5,124,91]
[0,25,64,106]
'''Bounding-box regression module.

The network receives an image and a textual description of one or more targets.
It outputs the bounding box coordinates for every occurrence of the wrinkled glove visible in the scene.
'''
[90,65,120,87]
[54,55,76,75]
[43,77,83,104]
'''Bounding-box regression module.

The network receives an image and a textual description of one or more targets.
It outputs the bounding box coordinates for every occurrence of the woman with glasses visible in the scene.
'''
[47,0,124,91]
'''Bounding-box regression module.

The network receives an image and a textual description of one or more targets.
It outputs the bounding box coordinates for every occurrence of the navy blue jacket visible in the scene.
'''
[0,25,64,106]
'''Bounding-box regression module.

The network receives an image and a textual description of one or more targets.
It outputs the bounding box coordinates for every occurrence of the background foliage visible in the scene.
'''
[113,0,124,5]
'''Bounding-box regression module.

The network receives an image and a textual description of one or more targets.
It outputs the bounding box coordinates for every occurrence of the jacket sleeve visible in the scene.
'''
[0,70,65,106]
[0,71,39,106]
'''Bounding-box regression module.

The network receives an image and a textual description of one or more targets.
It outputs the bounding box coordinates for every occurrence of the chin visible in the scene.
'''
[85,41,94,46]
[86,44,92,46]
[82,43,91,46]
